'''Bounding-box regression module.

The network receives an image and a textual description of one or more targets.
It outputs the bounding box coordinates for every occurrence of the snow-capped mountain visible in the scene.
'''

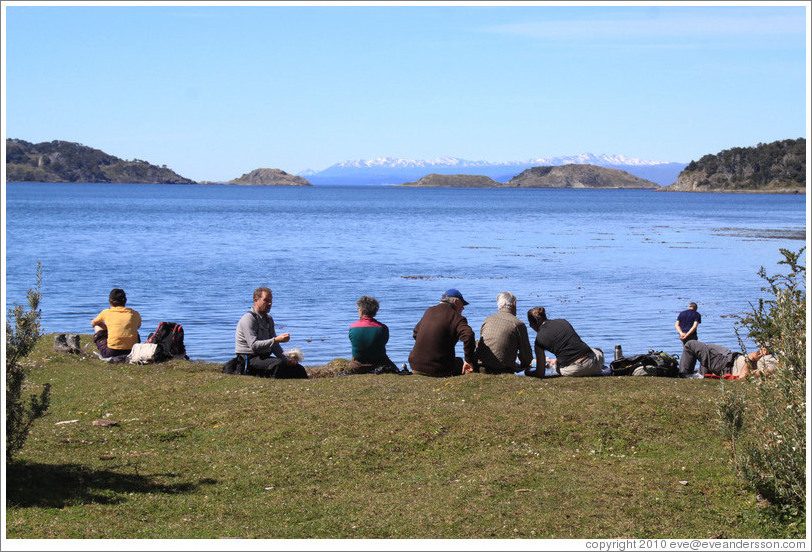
[299,154,687,186]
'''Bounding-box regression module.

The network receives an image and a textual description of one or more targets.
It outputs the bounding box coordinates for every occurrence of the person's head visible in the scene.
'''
[356,295,380,318]
[109,288,127,307]
[496,291,517,314]
[441,289,469,312]
[527,307,548,332]
[253,286,273,315]
[688,302,698,310]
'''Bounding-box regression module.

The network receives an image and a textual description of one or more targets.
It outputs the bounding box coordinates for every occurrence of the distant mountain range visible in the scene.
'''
[300,154,688,186]
[8,138,803,192]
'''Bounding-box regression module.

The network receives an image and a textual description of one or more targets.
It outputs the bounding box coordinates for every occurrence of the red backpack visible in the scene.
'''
[146,322,188,361]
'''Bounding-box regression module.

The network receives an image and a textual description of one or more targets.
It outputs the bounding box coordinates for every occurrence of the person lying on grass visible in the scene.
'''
[678,340,777,379]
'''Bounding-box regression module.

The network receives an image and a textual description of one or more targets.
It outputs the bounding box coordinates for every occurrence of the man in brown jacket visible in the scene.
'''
[408,289,476,377]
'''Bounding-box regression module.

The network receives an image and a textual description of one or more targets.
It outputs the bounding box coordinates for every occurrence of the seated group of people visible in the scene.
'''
[405,289,605,378]
[88,287,777,381]
[343,288,777,380]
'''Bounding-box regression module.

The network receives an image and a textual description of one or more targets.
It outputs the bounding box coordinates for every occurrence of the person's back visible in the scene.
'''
[535,318,591,368]
[350,317,389,362]
[409,298,475,377]
[347,295,398,374]
[91,288,142,358]
[477,310,533,374]
[676,303,701,343]
[98,306,141,349]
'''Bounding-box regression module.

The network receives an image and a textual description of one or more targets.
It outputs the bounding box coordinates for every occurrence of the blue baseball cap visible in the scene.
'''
[442,288,469,305]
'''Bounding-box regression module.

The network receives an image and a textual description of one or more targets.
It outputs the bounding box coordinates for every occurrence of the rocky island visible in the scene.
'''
[5,139,196,184]
[507,164,659,189]
[400,173,503,187]
[658,138,805,193]
[225,168,311,186]
[399,165,659,189]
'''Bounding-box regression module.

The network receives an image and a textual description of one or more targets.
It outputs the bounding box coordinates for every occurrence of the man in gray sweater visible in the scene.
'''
[235,286,308,378]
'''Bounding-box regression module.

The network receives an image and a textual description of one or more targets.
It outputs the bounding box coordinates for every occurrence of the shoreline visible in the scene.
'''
[7,180,807,194]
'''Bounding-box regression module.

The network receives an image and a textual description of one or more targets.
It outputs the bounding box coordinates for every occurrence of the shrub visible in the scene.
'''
[719,248,806,511]
[6,263,51,462]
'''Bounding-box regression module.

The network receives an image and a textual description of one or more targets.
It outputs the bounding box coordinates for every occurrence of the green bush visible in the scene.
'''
[6,263,51,462]
[720,248,806,512]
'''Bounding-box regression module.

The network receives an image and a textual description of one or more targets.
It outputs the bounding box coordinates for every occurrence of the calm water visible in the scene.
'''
[4,182,807,366]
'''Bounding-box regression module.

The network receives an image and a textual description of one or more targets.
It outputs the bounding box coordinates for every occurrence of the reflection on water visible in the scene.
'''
[5,183,806,365]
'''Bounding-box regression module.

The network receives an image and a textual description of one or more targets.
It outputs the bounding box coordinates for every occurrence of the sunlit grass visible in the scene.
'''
[5,335,802,539]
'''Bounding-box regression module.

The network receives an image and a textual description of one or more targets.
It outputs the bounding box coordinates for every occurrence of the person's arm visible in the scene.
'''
[685,321,699,338]
[271,333,289,358]
[263,314,289,358]
[268,317,289,358]
[239,314,278,355]
[533,341,547,377]
[675,319,685,339]
[412,318,422,340]
[517,324,533,370]
[91,312,106,331]
[458,320,476,364]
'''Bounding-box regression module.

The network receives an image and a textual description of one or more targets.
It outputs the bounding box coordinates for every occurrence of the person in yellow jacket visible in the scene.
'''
[91,288,142,358]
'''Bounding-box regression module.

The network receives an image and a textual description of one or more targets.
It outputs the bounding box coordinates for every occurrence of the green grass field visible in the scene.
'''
[5,335,803,540]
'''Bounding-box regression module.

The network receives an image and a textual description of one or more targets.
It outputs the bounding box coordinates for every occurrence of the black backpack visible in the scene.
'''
[610,350,679,377]
[222,355,248,375]
[146,322,188,361]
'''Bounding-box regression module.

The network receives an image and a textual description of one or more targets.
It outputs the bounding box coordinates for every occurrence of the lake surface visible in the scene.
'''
[4,182,807,367]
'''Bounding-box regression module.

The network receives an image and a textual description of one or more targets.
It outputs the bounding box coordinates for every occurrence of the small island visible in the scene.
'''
[225,168,311,186]
[399,165,659,189]
[400,174,503,187]
[507,164,659,189]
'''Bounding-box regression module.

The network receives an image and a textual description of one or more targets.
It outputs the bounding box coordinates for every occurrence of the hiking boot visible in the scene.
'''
[66,334,81,354]
[53,334,72,353]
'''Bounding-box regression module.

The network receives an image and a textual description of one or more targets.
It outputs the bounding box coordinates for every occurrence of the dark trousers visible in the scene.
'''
[411,357,465,377]
[679,341,733,376]
[93,329,132,358]
[240,354,308,379]
[348,356,399,374]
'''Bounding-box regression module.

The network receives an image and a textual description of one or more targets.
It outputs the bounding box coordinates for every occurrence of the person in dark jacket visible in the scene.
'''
[408,289,476,377]
[527,306,604,377]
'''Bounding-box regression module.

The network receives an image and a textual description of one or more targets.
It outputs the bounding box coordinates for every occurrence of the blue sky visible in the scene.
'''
[2,2,809,182]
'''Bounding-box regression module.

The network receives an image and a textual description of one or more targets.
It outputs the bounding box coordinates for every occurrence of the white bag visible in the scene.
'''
[128,343,159,364]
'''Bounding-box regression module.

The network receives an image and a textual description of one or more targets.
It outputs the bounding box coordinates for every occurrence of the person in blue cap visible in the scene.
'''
[408,289,476,377]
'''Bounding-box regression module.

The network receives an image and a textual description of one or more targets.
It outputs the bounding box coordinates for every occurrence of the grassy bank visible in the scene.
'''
[5,335,802,540]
